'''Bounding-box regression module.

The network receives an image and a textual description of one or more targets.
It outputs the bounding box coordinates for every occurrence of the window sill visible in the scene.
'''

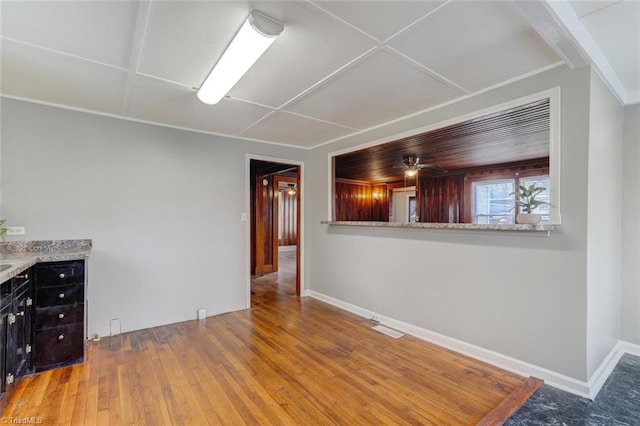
[321,221,555,233]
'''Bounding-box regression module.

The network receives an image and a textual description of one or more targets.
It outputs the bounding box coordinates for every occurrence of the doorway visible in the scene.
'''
[249,158,301,306]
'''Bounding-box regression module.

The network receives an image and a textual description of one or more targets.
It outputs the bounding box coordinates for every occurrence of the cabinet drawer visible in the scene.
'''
[34,323,84,370]
[36,261,85,286]
[35,304,84,330]
[36,285,83,307]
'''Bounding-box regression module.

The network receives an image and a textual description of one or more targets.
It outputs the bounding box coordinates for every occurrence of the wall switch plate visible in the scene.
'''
[6,227,25,235]
[240,213,247,222]
[198,309,206,320]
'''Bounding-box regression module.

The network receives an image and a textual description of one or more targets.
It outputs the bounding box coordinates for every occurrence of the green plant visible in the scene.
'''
[0,219,6,242]
[511,184,550,214]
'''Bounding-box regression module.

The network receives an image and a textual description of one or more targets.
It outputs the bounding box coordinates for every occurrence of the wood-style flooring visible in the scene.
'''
[7,247,531,425]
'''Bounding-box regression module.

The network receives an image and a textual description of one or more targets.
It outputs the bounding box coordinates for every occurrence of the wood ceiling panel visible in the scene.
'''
[335,99,550,183]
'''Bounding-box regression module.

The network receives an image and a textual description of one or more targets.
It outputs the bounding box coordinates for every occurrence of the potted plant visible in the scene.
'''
[0,219,7,241]
[511,184,550,224]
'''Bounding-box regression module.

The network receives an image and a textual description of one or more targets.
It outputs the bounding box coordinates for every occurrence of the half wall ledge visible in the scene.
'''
[321,221,555,234]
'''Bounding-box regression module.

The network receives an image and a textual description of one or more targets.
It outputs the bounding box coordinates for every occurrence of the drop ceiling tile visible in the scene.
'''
[239,111,354,147]
[1,39,126,115]
[139,1,376,108]
[390,1,559,92]
[579,0,640,93]
[569,0,619,18]
[137,1,250,88]
[127,75,274,136]
[228,1,376,108]
[0,1,138,68]
[283,49,461,130]
[311,0,446,41]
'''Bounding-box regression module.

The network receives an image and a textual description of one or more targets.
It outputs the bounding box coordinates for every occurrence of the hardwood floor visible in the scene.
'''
[251,247,297,306]
[8,249,530,425]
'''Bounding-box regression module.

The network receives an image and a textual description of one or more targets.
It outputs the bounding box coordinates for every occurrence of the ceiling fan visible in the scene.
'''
[393,155,447,177]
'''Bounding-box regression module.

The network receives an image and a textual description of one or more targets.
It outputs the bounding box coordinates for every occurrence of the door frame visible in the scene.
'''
[246,154,304,308]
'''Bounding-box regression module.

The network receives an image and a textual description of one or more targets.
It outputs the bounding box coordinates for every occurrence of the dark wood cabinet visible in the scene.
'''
[34,260,86,372]
[13,274,33,379]
[0,269,34,413]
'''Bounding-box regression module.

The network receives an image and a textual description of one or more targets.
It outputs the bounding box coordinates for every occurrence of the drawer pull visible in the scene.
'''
[58,313,65,319]
[15,311,24,317]
[16,274,28,279]
[59,273,65,279]
[58,334,64,341]
[59,293,65,299]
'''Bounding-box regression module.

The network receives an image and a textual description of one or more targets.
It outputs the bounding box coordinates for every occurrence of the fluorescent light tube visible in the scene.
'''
[197,11,283,105]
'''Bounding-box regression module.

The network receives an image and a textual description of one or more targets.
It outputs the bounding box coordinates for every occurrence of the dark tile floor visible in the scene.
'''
[507,354,640,425]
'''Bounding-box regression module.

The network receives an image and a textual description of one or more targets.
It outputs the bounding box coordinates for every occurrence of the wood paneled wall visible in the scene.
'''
[419,175,465,223]
[334,180,389,221]
[278,188,297,246]
[256,175,275,274]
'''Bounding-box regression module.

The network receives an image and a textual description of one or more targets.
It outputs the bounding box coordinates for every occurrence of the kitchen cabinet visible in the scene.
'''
[34,260,86,372]
[0,268,34,413]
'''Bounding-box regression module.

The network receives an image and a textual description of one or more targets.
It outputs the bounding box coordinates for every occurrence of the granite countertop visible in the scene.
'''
[0,239,92,282]
[321,221,554,232]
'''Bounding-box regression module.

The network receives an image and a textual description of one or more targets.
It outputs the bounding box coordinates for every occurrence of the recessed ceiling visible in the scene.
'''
[0,1,634,149]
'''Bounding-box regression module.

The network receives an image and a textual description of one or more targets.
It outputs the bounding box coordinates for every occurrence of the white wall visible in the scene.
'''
[306,65,592,380]
[622,104,640,345]
[0,98,306,337]
[585,71,624,377]
[391,187,415,223]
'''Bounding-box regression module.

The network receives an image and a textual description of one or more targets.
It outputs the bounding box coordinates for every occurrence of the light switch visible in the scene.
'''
[240,213,247,222]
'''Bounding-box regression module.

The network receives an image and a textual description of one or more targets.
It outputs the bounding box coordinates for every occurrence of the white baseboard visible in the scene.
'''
[586,341,625,399]
[307,290,637,400]
[619,340,640,357]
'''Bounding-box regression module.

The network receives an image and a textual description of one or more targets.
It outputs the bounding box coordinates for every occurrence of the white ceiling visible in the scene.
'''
[0,1,636,149]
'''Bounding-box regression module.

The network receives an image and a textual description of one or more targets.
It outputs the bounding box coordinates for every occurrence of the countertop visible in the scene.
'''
[0,239,92,282]
[321,221,554,232]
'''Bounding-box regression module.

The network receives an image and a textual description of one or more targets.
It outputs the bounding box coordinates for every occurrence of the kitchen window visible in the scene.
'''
[471,174,550,224]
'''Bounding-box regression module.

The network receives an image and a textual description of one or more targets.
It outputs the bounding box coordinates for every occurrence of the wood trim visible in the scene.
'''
[273,185,279,273]
[296,166,301,296]
[477,376,544,426]
[255,175,265,276]
[331,156,336,221]
[335,177,375,185]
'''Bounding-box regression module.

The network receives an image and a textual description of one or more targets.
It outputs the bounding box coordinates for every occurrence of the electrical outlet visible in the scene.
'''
[370,314,380,323]
[6,227,25,235]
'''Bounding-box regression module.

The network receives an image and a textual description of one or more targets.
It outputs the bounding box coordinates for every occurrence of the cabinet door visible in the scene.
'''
[14,285,32,378]
[0,302,13,412]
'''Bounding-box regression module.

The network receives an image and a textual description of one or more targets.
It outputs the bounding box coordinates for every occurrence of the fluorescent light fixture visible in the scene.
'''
[197,11,283,105]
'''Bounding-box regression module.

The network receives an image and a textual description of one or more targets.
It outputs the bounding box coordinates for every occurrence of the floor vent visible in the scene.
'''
[372,325,404,339]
